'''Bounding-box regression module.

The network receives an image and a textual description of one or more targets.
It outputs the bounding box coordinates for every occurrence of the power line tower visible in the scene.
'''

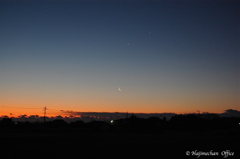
[43,106,47,123]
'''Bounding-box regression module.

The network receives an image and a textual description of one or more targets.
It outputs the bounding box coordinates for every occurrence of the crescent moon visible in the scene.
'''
[118,87,122,91]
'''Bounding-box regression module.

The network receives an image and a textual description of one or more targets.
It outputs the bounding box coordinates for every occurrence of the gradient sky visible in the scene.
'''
[1,0,239,116]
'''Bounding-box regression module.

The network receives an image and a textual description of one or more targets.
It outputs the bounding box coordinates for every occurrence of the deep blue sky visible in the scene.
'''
[0,0,239,115]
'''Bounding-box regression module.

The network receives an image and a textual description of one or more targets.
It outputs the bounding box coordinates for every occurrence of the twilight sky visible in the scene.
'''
[0,0,239,116]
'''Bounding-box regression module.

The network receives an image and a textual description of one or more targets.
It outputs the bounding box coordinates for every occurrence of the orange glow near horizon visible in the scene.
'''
[1,87,239,117]
[1,101,238,118]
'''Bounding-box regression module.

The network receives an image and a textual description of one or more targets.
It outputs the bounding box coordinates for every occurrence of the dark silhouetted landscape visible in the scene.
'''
[1,111,239,159]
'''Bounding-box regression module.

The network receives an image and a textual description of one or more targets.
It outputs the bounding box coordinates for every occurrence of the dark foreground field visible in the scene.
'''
[1,130,239,159]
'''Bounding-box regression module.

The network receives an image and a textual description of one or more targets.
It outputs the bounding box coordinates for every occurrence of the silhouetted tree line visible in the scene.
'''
[1,114,239,133]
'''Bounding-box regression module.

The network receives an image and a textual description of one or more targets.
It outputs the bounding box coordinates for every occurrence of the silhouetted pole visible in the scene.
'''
[43,106,47,123]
